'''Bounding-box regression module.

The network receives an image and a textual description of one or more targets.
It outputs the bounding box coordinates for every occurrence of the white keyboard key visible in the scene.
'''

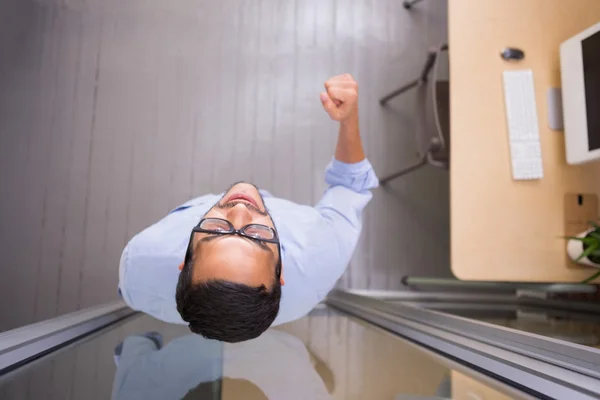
[503,70,544,180]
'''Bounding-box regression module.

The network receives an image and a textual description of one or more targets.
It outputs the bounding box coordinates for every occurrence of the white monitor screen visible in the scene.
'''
[560,21,600,164]
[583,31,600,151]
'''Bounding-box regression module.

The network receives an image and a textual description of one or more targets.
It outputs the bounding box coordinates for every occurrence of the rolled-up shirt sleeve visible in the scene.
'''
[118,245,135,309]
[319,158,379,227]
[309,158,378,297]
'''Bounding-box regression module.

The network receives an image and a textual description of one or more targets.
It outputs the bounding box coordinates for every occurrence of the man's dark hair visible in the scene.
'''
[175,253,281,343]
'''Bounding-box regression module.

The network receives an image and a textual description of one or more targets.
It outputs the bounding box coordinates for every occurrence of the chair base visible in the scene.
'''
[403,0,425,9]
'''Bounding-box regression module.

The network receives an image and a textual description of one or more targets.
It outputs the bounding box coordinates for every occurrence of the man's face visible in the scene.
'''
[179,182,285,288]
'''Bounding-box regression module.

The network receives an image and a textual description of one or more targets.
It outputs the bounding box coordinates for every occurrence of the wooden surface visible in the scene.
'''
[451,371,516,400]
[276,307,449,400]
[450,0,600,282]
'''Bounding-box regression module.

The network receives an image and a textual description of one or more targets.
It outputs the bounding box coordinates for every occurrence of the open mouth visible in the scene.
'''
[225,193,259,208]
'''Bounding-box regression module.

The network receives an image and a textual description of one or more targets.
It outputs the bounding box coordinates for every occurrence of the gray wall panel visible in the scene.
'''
[0,0,450,331]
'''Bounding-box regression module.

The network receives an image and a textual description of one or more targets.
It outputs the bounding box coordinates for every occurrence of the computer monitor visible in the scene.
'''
[560,21,600,165]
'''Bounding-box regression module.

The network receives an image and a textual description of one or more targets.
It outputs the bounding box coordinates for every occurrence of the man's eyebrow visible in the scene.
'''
[199,234,220,243]
[198,233,274,254]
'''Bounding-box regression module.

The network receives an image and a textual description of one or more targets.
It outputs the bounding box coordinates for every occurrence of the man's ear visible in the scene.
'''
[178,261,184,271]
[280,263,285,286]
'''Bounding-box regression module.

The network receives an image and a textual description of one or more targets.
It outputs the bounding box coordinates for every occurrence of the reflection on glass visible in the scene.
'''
[112,330,331,400]
[408,300,600,348]
[451,371,514,400]
[276,307,526,400]
[483,308,600,347]
[0,307,529,400]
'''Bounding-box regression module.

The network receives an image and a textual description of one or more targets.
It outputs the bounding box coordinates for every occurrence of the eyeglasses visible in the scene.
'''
[194,218,279,243]
[183,218,281,274]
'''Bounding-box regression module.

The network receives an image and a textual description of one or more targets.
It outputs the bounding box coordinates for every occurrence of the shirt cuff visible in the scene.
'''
[118,246,135,310]
[325,158,379,192]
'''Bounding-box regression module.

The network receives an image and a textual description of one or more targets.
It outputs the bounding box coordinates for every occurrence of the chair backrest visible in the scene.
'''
[432,80,450,164]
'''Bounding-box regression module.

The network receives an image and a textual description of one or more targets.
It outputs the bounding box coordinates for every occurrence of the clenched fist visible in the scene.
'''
[320,74,358,123]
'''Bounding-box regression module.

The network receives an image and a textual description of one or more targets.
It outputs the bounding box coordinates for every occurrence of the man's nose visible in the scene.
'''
[226,203,253,228]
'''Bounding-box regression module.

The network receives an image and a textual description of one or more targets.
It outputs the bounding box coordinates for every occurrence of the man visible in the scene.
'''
[119,74,378,342]
[111,329,332,400]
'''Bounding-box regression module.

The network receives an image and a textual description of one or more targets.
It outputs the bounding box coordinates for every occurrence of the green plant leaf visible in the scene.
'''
[588,232,600,241]
[582,269,600,283]
[575,243,599,262]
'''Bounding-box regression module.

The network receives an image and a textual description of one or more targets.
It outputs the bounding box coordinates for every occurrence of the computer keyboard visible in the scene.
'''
[502,69,544,180]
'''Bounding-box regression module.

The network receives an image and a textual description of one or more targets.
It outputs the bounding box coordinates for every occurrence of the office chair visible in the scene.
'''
[379,43,449,185]
[403,0,425,9]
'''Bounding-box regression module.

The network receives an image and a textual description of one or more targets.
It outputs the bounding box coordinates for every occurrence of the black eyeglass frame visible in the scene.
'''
[183,218,282,277]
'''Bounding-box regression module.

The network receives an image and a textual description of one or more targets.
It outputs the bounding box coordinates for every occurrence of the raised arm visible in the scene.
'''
[320,74,365,164]
[304,75,378,297]
[317,73,377,231]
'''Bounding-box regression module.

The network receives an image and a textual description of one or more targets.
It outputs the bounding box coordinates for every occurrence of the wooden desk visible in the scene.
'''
[450,0,600,282]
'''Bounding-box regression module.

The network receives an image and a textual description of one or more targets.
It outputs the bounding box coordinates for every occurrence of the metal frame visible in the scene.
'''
[378,139,443,183]
[344,288,600,319]
[326,290,600,399]
[399,276,598,293]
[345,289,519,302]
[0,300,136,375]
[331,290,600,376]
[403,0,425,9]
[379,47,441,106]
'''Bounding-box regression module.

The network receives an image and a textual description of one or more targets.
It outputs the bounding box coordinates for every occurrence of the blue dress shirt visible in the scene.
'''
[119,158,378,326]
